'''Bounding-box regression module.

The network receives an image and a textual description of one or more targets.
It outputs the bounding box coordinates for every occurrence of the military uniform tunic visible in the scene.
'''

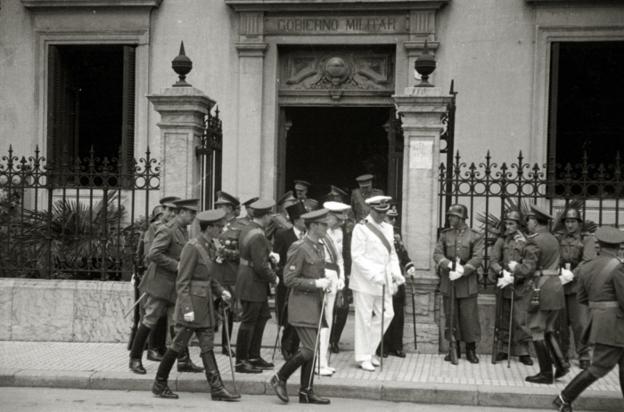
[576,250,624,378]
[433,222,484,343]
[350,188,384,222]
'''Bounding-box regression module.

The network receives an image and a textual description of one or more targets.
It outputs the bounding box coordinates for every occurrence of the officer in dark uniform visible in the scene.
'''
[553,226,624,412]
[239,196,259,226]
[433,204,484,364]
[510,204,568,384]
[270,208,332,405]
[129,198,203,375]
[350,174,384,222]
[555,207,596,369]
[379,205,416,358]
[488,210,533,365]
[152,209,239,402]
[273,202,307,360]
[294,180,319,212]
[234,199,279,373]
[215,191,241,223]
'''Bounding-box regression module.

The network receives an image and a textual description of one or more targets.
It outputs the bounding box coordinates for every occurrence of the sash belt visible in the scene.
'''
[589,301,619,309]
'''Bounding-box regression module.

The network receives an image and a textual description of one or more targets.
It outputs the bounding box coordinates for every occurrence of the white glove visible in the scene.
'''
[269,252,280,265]
[449,271,462,281]
[274,276,280,286]
[183,311,195,322]
[446,261,453,270]
[393,272,406,285]
[560,268,574,285]
[508,260,518,272]
[407,267,416,279]
[455,258,464,275]
[336,277,345,290]
[498,270,514,288]
[221,290,232,302]
[324,269,339,282]
[315,278,331,290]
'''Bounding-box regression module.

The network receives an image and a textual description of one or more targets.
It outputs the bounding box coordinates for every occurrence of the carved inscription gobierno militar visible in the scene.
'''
[265,15,408,35]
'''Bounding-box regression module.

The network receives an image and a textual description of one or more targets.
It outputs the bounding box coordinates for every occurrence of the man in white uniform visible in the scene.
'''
[350,196,405,371]
[316,201,350,376]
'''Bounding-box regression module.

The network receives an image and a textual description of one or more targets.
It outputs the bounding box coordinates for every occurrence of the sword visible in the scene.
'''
[222,302,239,395]
[308,291,327,391]
[123,292,147,319]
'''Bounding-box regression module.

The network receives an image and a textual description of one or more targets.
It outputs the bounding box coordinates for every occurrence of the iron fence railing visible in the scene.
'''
[0,145,160,281]
[438,150,624,289]
[197,105,222,210]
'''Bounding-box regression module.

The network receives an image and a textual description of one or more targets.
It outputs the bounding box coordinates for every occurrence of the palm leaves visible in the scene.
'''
[475,198,531,239]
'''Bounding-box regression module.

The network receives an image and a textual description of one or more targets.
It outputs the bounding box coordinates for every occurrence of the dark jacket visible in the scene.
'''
[285,236,326,328]
[235,222,277,302]
[174,235,224,329]
[556,231,596,295]
[489,231,530,298]
[513,227,564,311]
[433,223,484,298]
[350,188,384,221]
[273,227,299,281]
[139,219,188,304]
[577,250,624,347]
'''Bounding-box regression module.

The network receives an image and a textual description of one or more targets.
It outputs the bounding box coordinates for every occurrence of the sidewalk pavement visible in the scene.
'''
[0,340,622,411]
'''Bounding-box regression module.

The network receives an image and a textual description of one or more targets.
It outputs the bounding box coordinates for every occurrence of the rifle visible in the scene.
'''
[448,253,459,365]
[410,280,418,350]
[491,280,503,364]
[507,286,515,368]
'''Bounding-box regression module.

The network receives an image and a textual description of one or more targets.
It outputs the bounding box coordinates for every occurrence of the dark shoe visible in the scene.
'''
[526,340,553,384]
[235,360,263,374]
[495,352,508,362]
[147,349,164,362]
[177,351,204,373]
[129,358,146,375]
[466,342,479,364]
[299,389,330,404]
[201,351,240,402]
[579,360,590,370]
[553,394,573,412]
[270,374,289,403]
[545,332,570,379]
[152,380,179,399]
[222,347,236,357]
[391,350,406,358]
[443,343,460,364]
[375,347,389,358]
[249,357,274,370]
[329,342,340,354]
[519,355,534,366]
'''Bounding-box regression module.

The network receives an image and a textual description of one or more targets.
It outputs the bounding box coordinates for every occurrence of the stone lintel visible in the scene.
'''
[403,40,440,56]
[21,0,162,8]
[148,89,214,124]
[225,0,450,12]
[236,42,269,57]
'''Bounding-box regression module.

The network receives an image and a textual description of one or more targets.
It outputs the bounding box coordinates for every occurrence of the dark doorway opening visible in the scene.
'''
[283,106,393,201]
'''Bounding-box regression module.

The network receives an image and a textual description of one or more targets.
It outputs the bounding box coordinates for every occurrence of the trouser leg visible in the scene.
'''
[369,290,394,358]
[236,300,257,362]
[319,292,335,369]
[353,291,374,363]
[383,285,405,352]
[149,315,168,352]
[566,293,590,361]
[457,295,481,344]
[330,298,349,345]
[513,292,531,356]
[249,300,270,360]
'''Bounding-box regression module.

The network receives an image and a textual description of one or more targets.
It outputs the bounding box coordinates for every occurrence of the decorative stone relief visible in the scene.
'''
[279,48,394,98]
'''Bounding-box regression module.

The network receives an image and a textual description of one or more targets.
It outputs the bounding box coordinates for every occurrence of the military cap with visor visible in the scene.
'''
[301,208,332,224]
[594,226,624,246]
[172,198,200,212]
[242,196,259,207]
[160,195,181,209]
[355,174,374,183]
[325,185,348,202]
[294,180,311,191]
[214,191,240,207]
[197,209,226,224]
[365,195,392,212]
[277,190,296,206]
[526,204,553,221]
[249,198,275,215]
[387,205,399,217]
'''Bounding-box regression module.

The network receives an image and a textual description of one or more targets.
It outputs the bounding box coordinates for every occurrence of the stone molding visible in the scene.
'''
[22,0,162,8]
[235,42,269,57]
[225,0,450,12]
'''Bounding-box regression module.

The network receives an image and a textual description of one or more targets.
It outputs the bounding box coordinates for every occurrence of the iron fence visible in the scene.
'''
[438,150,624,289]
[0,145,160,281]
[197,105,222,209]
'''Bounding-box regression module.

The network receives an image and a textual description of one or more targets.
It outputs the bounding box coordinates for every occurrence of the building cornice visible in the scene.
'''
[21,0,162,8]
[225,0,450,12]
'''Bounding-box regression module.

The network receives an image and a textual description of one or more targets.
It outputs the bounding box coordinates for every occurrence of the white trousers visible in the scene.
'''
[353,290,394,363]
[318,291,336,368]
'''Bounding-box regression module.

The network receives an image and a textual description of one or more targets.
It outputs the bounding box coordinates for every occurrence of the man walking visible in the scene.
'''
[553,226,624,412]
[129,199,203,374]
[350,195,404,371]
[234,199,279,373]
[433,204,484,364]
[270,208,332,405]
[151,209,239,402]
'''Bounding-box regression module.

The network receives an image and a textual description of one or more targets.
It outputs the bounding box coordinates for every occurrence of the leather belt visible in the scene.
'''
[324,262,339,271]
[191,280,212,287]
[589,301,619,309]
[540,269,560,276]
[239,258,254,268]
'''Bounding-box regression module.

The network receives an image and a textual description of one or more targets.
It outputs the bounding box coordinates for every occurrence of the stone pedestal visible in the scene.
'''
[394,86,451,353]
[148,86,215,199]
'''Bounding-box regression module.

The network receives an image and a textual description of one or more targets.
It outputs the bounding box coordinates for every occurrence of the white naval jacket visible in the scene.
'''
[349,215,404,297]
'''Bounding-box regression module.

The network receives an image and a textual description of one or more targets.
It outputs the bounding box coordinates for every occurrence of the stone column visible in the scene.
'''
[394,87,451,353]
[148,86,214,199]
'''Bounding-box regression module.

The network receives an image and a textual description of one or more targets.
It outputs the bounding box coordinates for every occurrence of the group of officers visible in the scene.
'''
[435,203,624,412]
[127,174,417,405]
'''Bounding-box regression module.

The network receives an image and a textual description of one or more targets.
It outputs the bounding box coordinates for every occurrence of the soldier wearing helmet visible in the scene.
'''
[488,210,533,365]
[433,204,484,364]
[555,207,596,370]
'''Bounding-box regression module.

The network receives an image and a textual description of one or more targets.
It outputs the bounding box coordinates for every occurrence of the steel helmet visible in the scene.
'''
[446,204,467,219]
[563,208,582,222]
[504,210,522,223]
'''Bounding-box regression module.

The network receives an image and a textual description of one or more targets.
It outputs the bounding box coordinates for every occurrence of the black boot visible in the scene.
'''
[152,349,179,399]
[444,342,460,364]
[129,324,151,374]
[202,351,240,401]
[525,340,553,384]
[299,388,331,405]
[620,361,624,398]
[546,332,570,379]
[147,348,164,362]
[271,351,307,403]
[553,369,598,411]
[298,358,330,404]
[177,348,204,373]
[466,342,480,364]
[519,355,534,366]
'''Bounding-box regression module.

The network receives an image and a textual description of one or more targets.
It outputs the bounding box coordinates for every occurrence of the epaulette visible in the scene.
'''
[440,227,452,233]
